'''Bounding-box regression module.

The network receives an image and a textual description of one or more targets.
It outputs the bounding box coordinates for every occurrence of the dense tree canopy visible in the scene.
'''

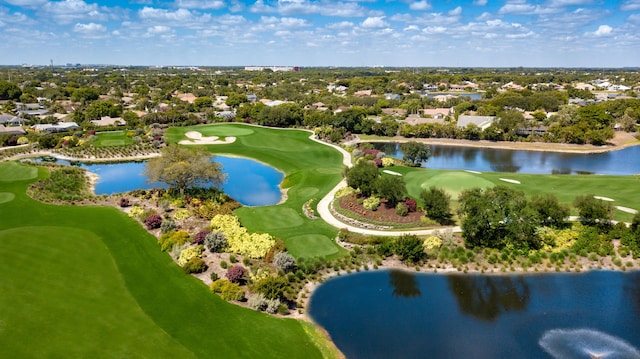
[345,160,379,197]
[399,141,430,166]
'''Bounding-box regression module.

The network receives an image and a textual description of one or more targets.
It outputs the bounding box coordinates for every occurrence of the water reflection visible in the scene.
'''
[370,143,640,175]
[447,275,530,321]
[389,270,421,298]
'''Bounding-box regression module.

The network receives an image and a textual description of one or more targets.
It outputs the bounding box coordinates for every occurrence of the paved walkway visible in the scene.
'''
[312,134,462,237]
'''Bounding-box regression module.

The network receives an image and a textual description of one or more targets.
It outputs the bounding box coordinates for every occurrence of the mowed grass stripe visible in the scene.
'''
[0,226,197,359]
[0,162,37,181]
[0,162,325,358]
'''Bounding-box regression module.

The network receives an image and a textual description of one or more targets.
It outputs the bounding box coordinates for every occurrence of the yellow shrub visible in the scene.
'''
[210,214,274,258]
[173,208,191,221]
[424,236,443,250]
[178,246,204,266]
[382,157,395,167]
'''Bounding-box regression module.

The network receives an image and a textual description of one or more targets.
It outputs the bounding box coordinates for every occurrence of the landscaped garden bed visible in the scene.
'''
[337,193,424,228]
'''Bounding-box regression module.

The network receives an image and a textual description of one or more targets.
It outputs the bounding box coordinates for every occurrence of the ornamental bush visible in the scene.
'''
[159,230,191,252]
[160,219,178,234]
[183,257,207,274]
[381,157,395,167]
[253,276,289,300]
[404,198,417,212]
[173,208,191,221]
[119,197,130,207]
[424,236,443,250]
[177,245,204,266]
[273,252,297,273]
[226,265,246,283]
[335,186,356,198]
[194,230,210,245]
[128,205,144,218]
[248,293,268,311]
[363,196,380,211]
[210,280,245,301]
[396,202,409,216]
[210,214,274,258]
[205,231,227,253]
[144,213,163,229]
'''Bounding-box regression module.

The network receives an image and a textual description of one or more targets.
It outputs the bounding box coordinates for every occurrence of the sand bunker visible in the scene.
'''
[616,206,638,214]
[499,178,521,184]
[465,170,482,174]
[179,131,236,145]
[383,170,403,176]
[594,196,615,202]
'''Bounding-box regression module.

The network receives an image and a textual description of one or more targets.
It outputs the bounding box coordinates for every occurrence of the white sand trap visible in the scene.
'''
[616,206,638,214]
[383,170,403,176]
[465,170,482,174]
[499,178,521,184]
[179,131,236,145]
[594,196,615,202]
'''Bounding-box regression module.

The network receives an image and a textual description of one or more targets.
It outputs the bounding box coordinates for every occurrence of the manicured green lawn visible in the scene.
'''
[0,162,326,358]
[94,131,133,147]
[166,124,348,259]
[397,166,640,223]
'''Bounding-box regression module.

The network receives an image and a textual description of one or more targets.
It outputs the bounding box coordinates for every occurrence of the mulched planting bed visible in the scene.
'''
[338,193,423,226]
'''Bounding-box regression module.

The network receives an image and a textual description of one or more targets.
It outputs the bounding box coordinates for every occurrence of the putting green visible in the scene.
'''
[286,234,339,258]
[0,162,37,181]
[409,171,495,199]
[0,193,15,204]
[296,187,319,198]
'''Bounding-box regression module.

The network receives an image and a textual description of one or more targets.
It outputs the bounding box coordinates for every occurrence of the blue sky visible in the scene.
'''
[1,0,639,67]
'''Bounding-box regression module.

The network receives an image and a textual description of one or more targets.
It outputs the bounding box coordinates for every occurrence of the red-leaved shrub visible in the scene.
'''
[404,198,417,212]
[144,213,163,229]
[194,230,211,245]
[226,265,246,283]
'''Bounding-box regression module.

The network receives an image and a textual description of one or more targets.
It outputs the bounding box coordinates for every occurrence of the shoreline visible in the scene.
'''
[354,132,640,154]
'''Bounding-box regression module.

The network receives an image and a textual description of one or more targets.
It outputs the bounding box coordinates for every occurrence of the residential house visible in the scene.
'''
[354,90,372,97]
[32,121,80,133]
[90,116,126,127]
[0,114,22,126]
[456,115,496,130]
[247,94,258,103]
[421,108,452,120]
[403,115,446,126]
[0,124,25,135]
[381,108,407,117]
[384,93,401,101]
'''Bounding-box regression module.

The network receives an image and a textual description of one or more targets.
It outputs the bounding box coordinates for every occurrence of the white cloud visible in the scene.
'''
[629,14,640,23]
[139,7,194,21]
[4,0,47,6]
[621,0,640,11]
[326,21,354,29]
[448,6,462,16]
[174,0,226,9]
[409,1,431,11]
[41,0,107,24]
[591,24,613,36]
[250,0,375,17]
[74,22,106,33]
[548,0,594,6]
[403,25,420,31]
[144,25,174,38]
[361,16,388,28]
[422,26,446,34]
[473,0,487,5]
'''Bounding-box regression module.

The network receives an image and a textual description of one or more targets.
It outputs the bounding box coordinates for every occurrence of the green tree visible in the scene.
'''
[144,144,226,195]
[71,87,100,103]
[375,175,407,207]
[0,80,22,100]
[420,186,453,225]
[225,93,248,108]
[345,160,379,196]
[193,96,213,111]
[573,195,614,227]
[253,276,289,300]
[399,141,430,166]
[530,194,570,228]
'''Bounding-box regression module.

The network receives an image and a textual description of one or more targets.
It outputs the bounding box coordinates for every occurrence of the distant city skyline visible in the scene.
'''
[1,0,639,68]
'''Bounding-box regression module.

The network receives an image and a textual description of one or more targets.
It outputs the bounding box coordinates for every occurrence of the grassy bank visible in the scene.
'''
[0,162,328,358]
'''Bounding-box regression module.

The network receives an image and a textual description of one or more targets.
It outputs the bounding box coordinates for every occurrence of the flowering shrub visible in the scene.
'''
[159,230,190,252]
[537,227,579,251]
[226,265,246,283]
[194,230,210,245]
[173,209,191,221]
[144,213,163,229]
[210,280,244,301]
[170,198,186,208]
[17,136,29,145]
[382,157,395,167]
[205,231,227,253]
[160,219,178,234]
[128,205,144,218]
[424,236,443,250]
[363,196,380,211]
[210,214,274,258]
[178,245,204,266]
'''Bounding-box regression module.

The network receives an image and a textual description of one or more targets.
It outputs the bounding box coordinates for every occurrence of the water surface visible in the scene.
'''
[309,270,640,359]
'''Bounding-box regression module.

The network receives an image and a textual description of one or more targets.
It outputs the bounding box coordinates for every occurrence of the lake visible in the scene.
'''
[372,143,640,175]
[64,156,283,206]
[309,270,640,359]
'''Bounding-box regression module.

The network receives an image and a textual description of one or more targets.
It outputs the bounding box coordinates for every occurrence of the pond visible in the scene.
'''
[49,156,284,207]
[371,143,640,175]
[308,270,640,359]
